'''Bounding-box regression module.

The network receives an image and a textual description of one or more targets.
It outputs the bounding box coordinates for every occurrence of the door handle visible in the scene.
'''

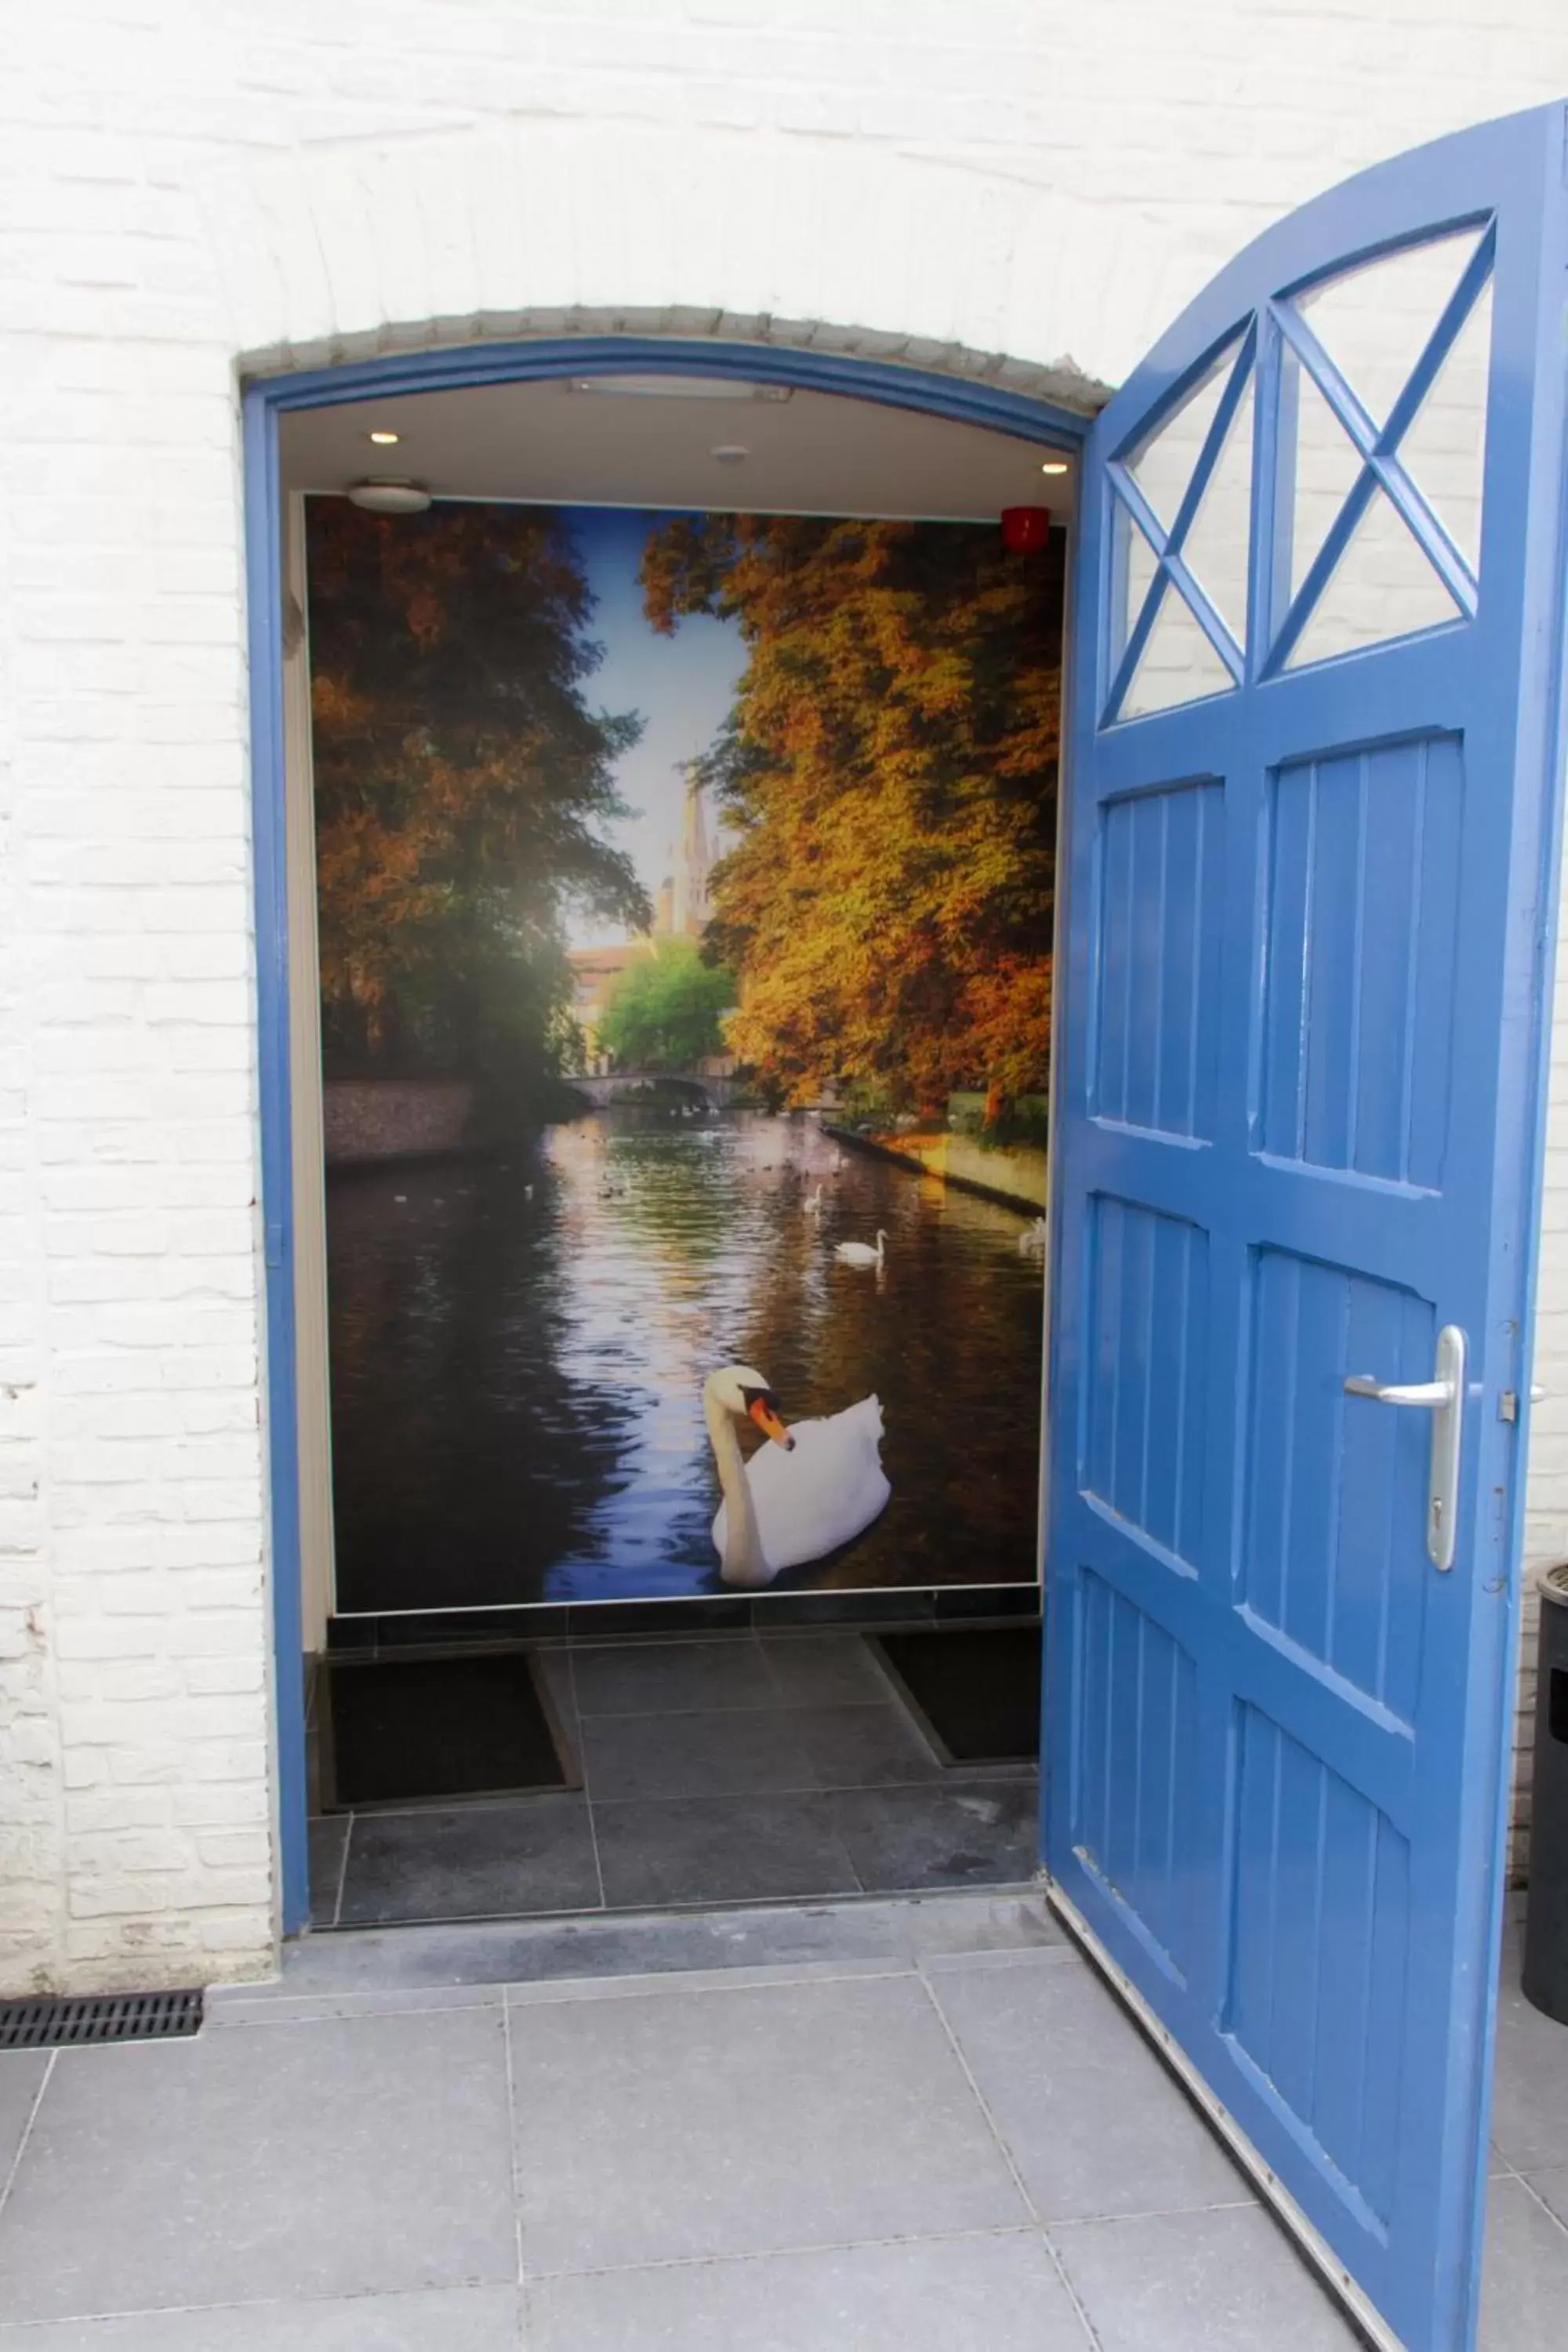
[1343,1325,1466,1573]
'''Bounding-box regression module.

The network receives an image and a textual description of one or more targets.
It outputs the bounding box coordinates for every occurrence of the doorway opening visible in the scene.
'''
[261,353,1085,1936]
[247,107,1568,2352]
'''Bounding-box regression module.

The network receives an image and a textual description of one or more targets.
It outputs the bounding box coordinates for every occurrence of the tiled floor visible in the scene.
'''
[0,1888,1563,2347]
[310,1632,1040,1929]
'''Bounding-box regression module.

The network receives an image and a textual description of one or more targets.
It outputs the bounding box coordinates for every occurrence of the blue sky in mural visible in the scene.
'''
[564,506,746,946]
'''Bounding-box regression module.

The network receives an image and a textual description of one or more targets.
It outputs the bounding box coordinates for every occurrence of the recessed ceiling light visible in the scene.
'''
[570,375,792,402]
[1040,459,1070,476]
[347,478,431,514]
[367,429,401,446]
[710,445,750,464]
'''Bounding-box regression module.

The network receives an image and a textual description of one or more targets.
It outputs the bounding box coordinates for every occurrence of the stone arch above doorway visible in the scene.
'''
[201,120,1127,405]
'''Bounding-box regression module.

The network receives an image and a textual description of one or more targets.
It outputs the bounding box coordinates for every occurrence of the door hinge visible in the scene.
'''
[264,1221,285,1271]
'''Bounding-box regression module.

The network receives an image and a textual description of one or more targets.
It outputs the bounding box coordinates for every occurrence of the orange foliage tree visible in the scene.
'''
[640,516,1058,1113]
[307,501,649,1087]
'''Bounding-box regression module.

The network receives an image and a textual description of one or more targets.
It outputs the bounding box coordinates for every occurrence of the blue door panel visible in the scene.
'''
[1047,104,1568,2352]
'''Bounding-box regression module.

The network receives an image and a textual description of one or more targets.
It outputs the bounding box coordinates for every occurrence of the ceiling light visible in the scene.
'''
[347,478,432,514]
[710,445,750,465]
[1040,459,1070,476]
[367,429,401,446]
[569,375,792,401]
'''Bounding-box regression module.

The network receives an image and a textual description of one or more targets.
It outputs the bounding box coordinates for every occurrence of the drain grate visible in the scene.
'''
[0,1988,204,2052]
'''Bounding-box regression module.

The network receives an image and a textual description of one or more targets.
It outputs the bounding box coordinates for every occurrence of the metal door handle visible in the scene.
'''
[1343,1325,1466,1573]
[1342,1375,1450,1406]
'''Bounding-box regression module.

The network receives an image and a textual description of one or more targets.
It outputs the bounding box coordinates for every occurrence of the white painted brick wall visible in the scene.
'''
[4,0,1568,1991]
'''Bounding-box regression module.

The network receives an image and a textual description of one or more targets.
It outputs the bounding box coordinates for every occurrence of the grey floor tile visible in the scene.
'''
[0,2286,522,2349]
[571,1639,775,1717]
[760,1633,895,1708]
[830,1777,1038,1893]
[1489,1951,1568,2171]
[593,1792,862,1909]
[336,1795,601,1926]
[929,1955,1247,2222]
[308,1815,350,1928]
[580,1708,816,1801]
[528,2230,1089,2350]
[1056,2205,1359,2350]
[508,1972,1027,2273]
[0,2008,517,2323]
[0,2054,49,2185]
[789,1700,943,1788]
[1481,2176,1568,2351]
[1523,2165,1568,2224]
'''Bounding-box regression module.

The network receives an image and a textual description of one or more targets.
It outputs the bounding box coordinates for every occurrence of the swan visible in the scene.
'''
[1018,1215,1047,1255]
[834,1229,887,1268]
[804,1184,824,1215]
[705,1365,890,1588]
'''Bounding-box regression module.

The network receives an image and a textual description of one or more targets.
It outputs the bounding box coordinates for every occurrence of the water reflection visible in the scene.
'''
[327,1109,1045,1612]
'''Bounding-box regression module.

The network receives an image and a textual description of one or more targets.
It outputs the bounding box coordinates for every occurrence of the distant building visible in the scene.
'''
[568,763,717,1069]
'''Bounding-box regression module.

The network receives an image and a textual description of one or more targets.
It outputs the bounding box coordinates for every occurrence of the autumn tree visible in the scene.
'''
[597,940,737,1070]
[640,515,1058,1113]
[307,500,651,1098]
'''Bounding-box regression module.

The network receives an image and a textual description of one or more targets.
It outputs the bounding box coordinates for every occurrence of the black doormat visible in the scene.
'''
[871,1625,1042,1766]
[321,1648,572,1810]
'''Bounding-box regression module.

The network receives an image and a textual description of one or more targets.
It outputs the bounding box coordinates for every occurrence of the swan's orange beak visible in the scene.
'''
[749,1395,794,1450]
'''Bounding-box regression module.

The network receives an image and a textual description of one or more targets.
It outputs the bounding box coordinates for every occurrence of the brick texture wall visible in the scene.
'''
[4,0,1568,1991]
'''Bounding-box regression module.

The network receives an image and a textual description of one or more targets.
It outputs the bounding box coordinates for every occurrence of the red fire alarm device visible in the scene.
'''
[1000,506,1051,554]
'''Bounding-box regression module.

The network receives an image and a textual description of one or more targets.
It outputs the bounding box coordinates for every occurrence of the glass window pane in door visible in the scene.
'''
[1396,278,1492,578]
[1294,227,1486,429]
[1286,483,1463,670]
[1181,369,1255,652]
[1122,582,1235,717]
[1127,337,1243,533]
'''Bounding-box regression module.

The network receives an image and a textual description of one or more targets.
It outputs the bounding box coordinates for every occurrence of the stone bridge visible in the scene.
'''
[561,1068,739,1109]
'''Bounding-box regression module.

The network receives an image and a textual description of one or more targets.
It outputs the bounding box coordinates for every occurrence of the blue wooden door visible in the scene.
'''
[1047,103,1568,2352]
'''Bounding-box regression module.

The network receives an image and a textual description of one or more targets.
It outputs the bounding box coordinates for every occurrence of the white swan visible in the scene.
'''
[1018,1215,1047,1255]
[705,1364,891,1589]
[834,1229,887,1268]
[804,1184,824,1215]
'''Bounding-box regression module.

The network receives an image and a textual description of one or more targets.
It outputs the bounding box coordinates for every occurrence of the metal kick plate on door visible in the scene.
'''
[1344,1325,1467,1571]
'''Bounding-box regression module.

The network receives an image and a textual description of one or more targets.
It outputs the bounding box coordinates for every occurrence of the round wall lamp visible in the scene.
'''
[347,478,432,514]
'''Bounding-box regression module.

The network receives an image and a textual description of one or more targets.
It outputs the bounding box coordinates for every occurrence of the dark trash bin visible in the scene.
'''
[1523,1563,1568,2024]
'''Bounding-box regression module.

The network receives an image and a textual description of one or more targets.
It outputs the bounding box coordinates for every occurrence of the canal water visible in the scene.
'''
[326,1109,1046,1614]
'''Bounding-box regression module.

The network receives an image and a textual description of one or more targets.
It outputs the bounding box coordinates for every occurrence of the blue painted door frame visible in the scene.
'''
[1047,103,1568,2352]
[241,339,1091,1940]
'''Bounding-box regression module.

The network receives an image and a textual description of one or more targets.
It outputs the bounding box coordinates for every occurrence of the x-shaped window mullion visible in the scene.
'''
[1266,229,1493,672]
[1103,330,1254,721]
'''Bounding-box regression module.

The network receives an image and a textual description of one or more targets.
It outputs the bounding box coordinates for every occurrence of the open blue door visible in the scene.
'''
[1047,103,1568,2352]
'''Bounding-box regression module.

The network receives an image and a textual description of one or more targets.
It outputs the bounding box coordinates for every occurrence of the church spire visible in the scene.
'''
[670,759,713,936]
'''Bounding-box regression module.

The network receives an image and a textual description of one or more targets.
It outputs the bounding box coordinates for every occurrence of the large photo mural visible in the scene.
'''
[308,499,1059,1613]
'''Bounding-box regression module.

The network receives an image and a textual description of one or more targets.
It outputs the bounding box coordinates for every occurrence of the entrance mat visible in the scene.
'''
[870,1625,1042,1766]
[321,1648,572,1810]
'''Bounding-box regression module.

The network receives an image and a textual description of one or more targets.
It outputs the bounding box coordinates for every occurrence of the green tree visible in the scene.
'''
[597,939,737,1069]
[640,515,1058,1112]
[307,500,652,1098]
